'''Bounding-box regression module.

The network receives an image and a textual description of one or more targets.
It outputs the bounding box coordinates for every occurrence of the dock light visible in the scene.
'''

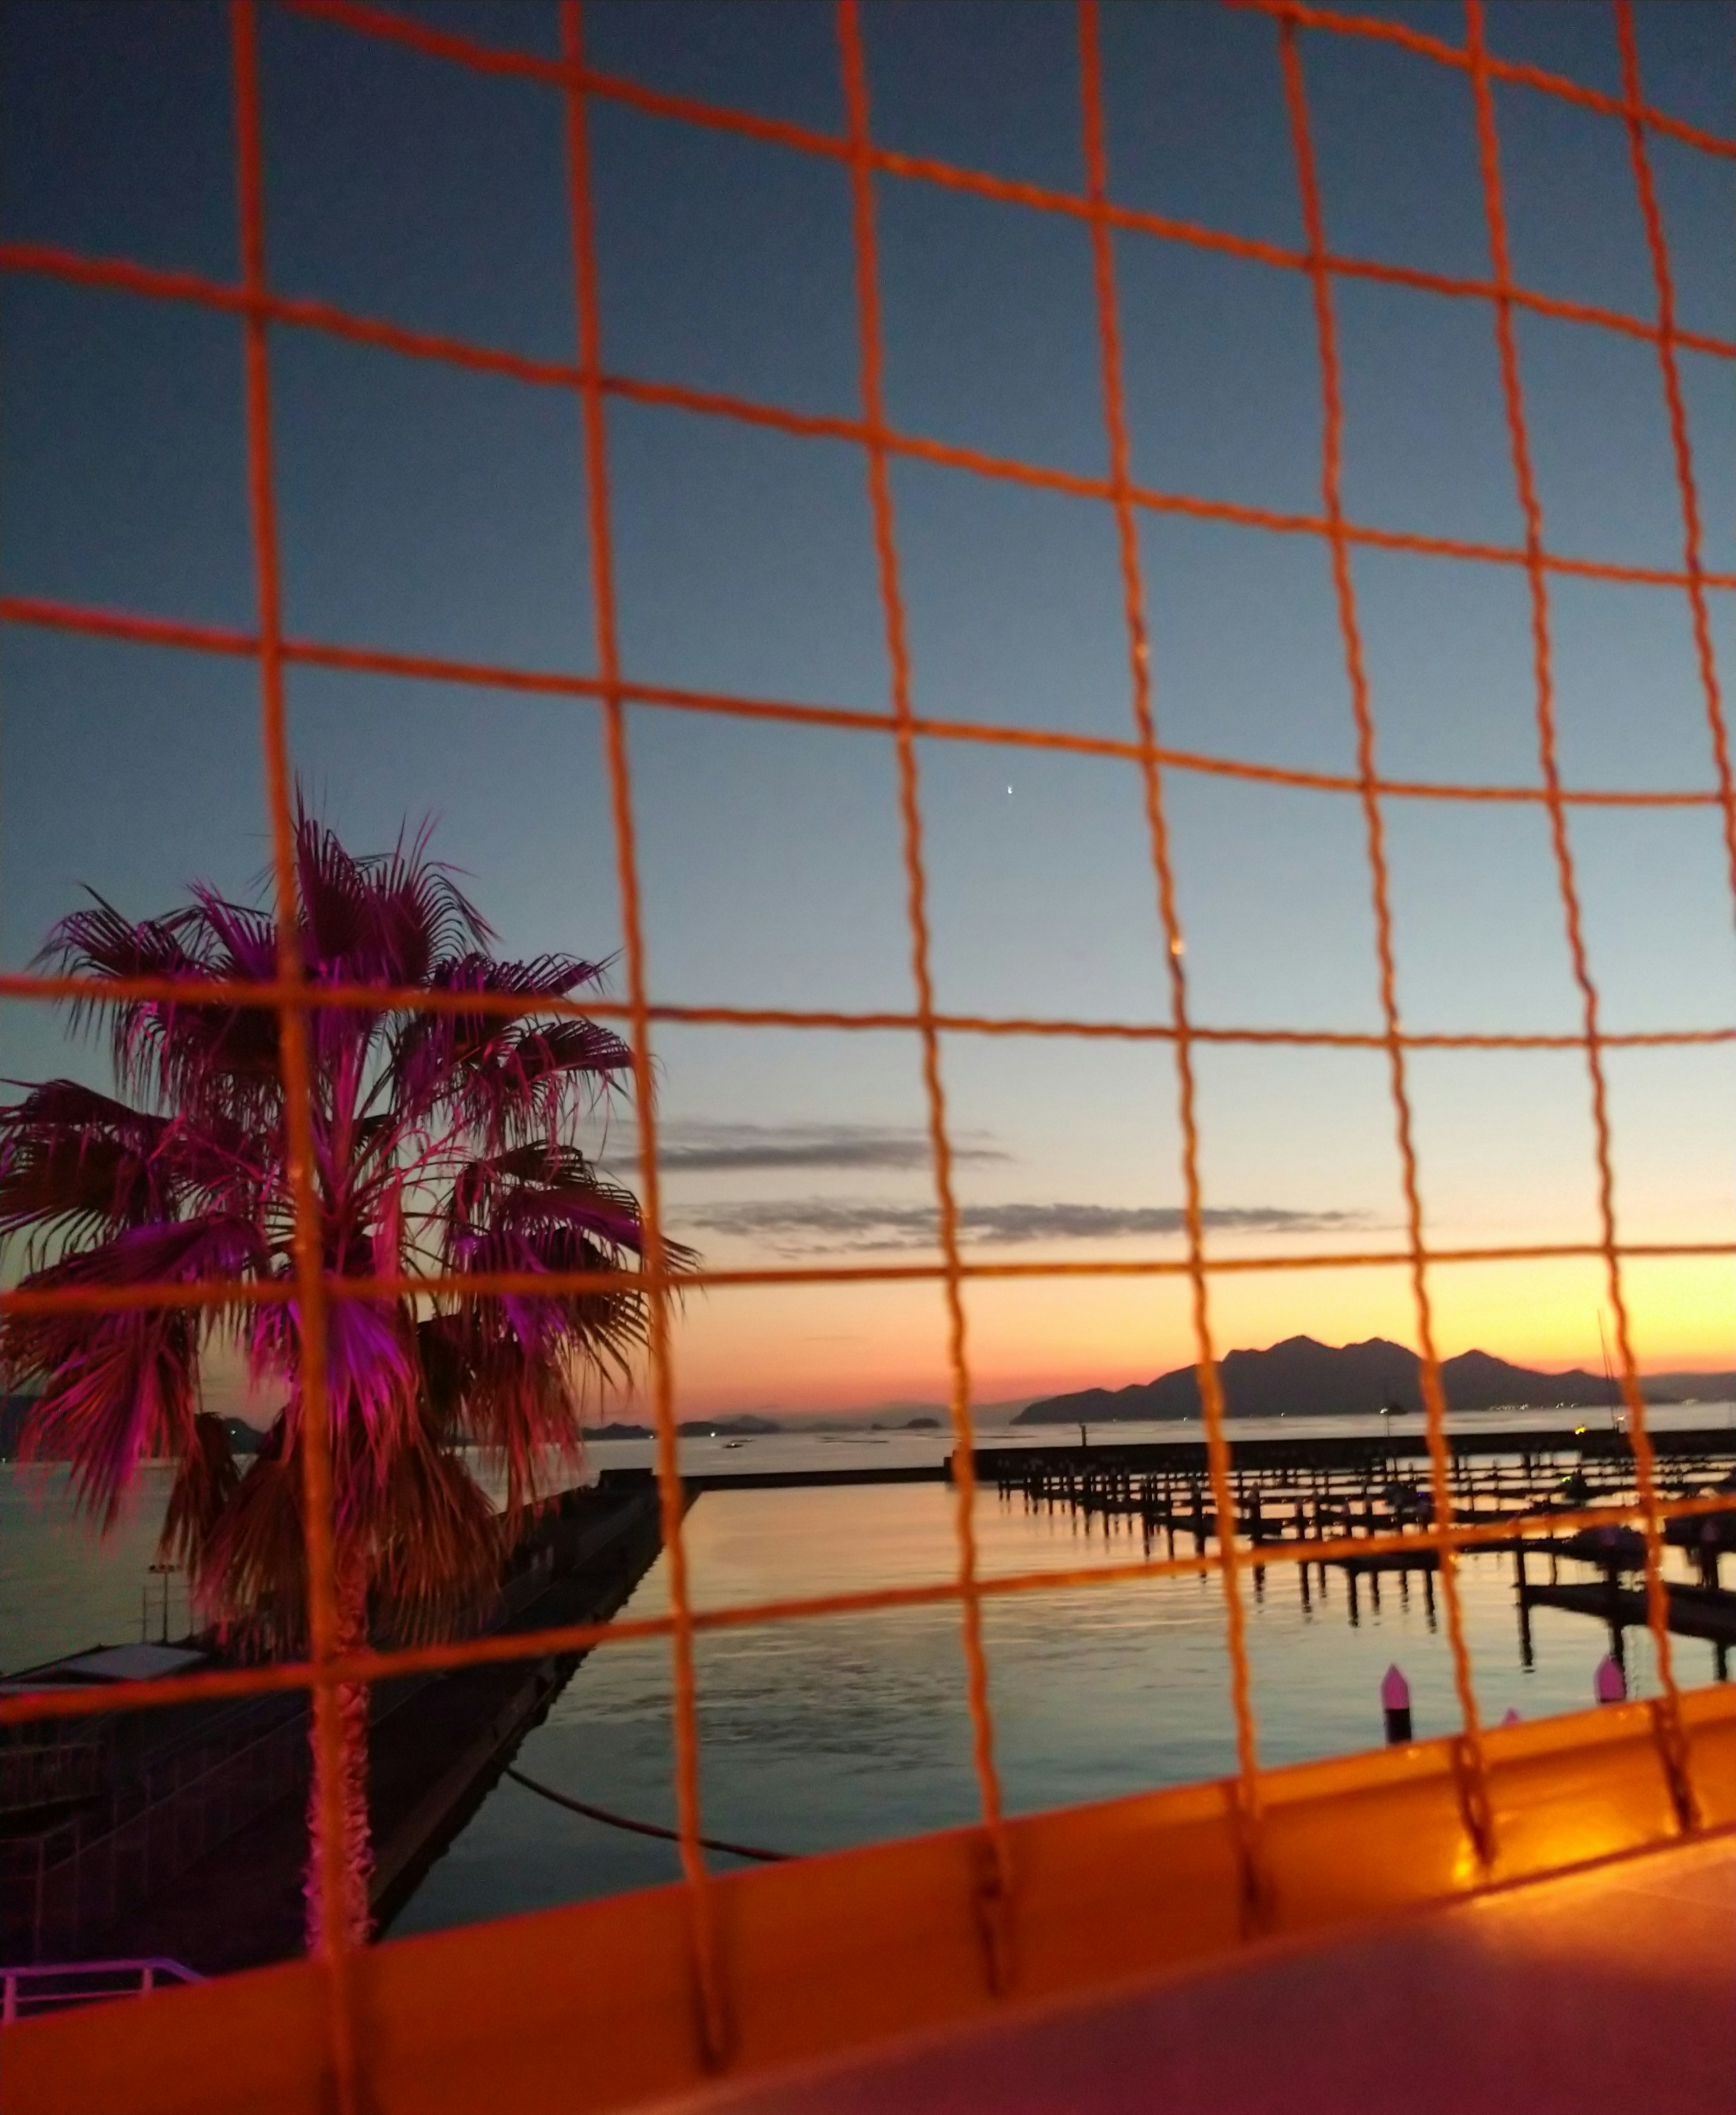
[1381,1663,1412,1745]
[1594,1654,1626,1706]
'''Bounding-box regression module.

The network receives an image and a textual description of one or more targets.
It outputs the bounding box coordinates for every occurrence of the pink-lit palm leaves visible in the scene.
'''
[0,808,677,1948]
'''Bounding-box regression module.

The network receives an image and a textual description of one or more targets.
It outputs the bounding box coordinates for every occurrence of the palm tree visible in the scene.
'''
[0,804,676,1950]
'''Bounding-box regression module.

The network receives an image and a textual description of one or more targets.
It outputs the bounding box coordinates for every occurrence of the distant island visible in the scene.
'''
[677,1415,783,1437]
[1014,1336,1736,1425]
[1,1397,274,1462]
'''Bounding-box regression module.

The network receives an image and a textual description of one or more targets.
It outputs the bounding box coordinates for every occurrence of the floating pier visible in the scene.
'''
[1520,1579,1736,1645]
[976,1426,1736,1553]
[982,1427,1736,1665]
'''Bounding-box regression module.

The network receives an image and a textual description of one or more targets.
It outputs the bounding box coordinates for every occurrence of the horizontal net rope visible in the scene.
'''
[7,1238,1736,1331]
[10,956,1736,1073]
[284,0,1736,181]
[8,1231,1736,1328]
[8,964,1736,1058]
[6,250,1735,598]
[5,1481,1734,1733]
[14,588,1736,802]
[12,122,1736,369]
[1235,0,1736,161]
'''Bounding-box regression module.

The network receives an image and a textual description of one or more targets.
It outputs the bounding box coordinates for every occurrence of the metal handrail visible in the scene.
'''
[1,1956,203,2024]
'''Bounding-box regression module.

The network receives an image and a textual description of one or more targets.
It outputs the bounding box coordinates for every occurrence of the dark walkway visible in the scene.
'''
[660,1831,1736,2115]
[90,1480,667,1974]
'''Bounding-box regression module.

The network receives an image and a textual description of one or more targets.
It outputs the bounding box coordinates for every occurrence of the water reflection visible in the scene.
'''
[391,1481,1716,1938]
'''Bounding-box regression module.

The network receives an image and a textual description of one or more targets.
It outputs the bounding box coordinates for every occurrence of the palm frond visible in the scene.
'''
[0,1082,175,1251]
[246,1281,419,1491]
[2,1217,269,1526]
[192,1425,304,1650]
[14,799,691,1655]
[158,1411,242,1574]
[368,1431,503,1641]
[389,953,623,1143]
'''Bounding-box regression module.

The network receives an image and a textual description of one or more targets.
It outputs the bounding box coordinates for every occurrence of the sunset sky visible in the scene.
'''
[3,0,1734,1417]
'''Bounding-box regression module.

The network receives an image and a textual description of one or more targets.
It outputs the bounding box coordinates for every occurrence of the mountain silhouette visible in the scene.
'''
[1012,1335,1728,1424]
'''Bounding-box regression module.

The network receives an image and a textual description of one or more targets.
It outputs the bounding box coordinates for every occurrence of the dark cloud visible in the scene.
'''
[676,1198,1373,1255]
[604,1121,1006,1175]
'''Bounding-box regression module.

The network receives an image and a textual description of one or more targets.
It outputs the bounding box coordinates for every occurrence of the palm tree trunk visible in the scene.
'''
[302,1573,373,1954]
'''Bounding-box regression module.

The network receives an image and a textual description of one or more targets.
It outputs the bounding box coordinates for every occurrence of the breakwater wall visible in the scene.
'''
[1,1472,670,1971]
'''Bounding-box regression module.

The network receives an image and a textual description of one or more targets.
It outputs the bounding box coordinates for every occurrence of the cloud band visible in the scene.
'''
[603,1121,1006,1175]
[676,1198,1371,1254]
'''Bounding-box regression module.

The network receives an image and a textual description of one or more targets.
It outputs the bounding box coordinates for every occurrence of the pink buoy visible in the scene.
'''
[1381,1663,1411,1745]
[1500,1708,1521,1726]
[1594,1654,1626,1705]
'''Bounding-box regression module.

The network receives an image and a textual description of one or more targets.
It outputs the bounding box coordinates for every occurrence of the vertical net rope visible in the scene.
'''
[1611,4,1736,921]
[558,0,727,2058]
[1606,0,1736,1814]
[1076,0,1268,1921]
[1464,0,1697,1826]
[837,0,1015,1989]
[1277,14,1496,1867]
[231,3,361,2105]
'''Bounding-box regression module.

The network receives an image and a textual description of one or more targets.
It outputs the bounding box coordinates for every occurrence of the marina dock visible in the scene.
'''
[8,1423,1734,1973]
[1519,1579,1736,1645]
[976,1426,1736,1545]
[982,1426,1736,1665]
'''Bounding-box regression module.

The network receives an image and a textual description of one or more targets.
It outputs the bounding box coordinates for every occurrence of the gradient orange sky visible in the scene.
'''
[7,4,1733,1428]
[657,1254,1736,1420]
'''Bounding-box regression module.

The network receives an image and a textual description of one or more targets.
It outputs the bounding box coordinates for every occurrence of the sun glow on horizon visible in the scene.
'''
[646,1250,1736,1418]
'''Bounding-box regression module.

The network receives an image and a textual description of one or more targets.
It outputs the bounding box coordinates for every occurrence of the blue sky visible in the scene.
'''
[3,0,1734,1412]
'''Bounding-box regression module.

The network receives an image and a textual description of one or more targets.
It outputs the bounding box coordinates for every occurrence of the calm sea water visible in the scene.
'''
[5,1405,1730,1941]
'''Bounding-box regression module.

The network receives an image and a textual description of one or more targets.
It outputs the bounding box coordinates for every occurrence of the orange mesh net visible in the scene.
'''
[2,0,1734,2102]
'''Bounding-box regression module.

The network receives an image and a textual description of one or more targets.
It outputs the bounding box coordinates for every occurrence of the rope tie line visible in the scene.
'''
[560,0,727,2067]
[1277,16,1494,1871]
[1464,0,1697,1833]
[505,1766,790,1864]
[230,5,361,2108]
[1078,0,1268,1928]
[837,0,1014,1996]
